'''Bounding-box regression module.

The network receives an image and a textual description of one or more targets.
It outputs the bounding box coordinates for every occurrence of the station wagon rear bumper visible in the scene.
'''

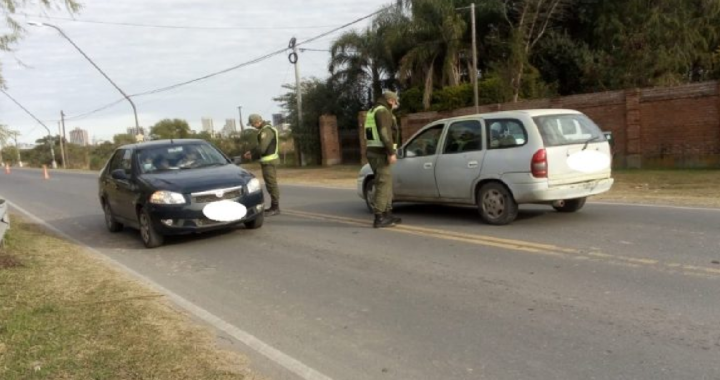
[511,178,614,203]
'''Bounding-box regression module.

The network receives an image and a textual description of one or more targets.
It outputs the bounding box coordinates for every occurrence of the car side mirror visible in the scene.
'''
[396,148,405,159]
[232,156,243,165]
[111,169,129,181]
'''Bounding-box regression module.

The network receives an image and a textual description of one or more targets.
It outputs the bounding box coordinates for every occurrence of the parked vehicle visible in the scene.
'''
[357,109,614,225]
[98,139,264,248]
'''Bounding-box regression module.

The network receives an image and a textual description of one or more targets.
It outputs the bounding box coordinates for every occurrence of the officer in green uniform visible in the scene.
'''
[365,91,402,228]
[243,114,281,216]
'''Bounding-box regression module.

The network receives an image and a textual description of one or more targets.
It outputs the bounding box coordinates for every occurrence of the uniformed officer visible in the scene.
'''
[243,114,281,216]
[364,91,402,228]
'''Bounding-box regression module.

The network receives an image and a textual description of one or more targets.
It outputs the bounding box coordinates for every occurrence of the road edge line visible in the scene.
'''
[4,198,333,380]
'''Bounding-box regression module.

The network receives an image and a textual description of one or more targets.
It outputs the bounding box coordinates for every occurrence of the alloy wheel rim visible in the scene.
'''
[140,214,150,243]
[483,190,505,219]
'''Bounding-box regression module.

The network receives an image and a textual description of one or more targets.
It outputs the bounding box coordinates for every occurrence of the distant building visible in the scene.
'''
[201,117,215,135]
[17,143,36,150]
[221,119,237,138]
[272,113,285,127]
[69,128,90,146]
[126,127,146,137]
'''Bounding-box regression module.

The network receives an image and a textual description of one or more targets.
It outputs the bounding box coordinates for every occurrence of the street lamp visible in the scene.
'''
[28,21,141,136]
[1,90,57,168]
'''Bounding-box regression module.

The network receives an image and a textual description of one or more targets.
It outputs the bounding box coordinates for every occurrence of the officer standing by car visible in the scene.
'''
[244,114,281,216]
[365,91,402,228]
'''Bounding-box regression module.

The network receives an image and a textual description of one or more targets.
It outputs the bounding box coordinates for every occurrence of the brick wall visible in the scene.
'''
[392,81,720,169]
[319,115,341,166]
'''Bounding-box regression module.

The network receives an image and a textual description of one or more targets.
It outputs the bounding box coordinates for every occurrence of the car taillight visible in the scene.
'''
[531,149,548,178]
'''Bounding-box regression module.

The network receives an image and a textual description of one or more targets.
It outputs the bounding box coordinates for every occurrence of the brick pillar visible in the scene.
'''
[319,115,341,166]
[625,89,642,168]
[358,111,368,165]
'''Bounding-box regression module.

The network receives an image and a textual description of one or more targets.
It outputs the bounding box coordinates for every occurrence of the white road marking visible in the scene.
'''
[5,198,333,380]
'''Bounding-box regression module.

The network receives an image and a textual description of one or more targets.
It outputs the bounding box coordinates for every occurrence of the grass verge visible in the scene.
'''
[0,217,260,380]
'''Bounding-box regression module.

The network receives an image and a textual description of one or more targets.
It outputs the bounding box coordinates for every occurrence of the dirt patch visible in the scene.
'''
[0,252,22,269]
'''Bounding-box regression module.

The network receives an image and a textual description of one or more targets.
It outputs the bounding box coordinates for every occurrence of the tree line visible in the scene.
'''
[275,0,720,161]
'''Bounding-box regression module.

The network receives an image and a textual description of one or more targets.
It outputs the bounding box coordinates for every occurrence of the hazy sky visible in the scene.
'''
[0,0,391,144]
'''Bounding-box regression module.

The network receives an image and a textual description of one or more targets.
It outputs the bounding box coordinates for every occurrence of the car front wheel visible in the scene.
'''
[477,183,519,225]
[244,213,264,229]
[138,208,164,248]
[103,201,123,233]
[553,197,587,213]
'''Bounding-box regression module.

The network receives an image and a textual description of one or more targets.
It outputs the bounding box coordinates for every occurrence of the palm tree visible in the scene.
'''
[329,27,391,105]
[392,0,468,109]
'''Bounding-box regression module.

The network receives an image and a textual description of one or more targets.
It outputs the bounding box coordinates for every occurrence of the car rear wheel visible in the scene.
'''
[138,208,164,248]
[103,201,123,233]
[244,213,264,229]
[553,197,587,213]
[477,183,518,225]
[363,177,376,213]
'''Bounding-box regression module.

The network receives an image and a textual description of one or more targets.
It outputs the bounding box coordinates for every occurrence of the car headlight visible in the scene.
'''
[149,191,186,205]
[247,178,261,193]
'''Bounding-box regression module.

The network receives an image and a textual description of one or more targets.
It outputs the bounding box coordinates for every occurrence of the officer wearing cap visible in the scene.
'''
[364,91,402,228]
[243,114,281,216]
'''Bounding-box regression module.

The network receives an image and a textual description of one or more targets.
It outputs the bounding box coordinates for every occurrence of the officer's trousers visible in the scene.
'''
[261,163,280,206]
[368,155,393,215]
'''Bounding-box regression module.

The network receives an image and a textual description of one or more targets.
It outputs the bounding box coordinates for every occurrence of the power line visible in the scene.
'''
[61,6,389,121]
[19,13,339,30]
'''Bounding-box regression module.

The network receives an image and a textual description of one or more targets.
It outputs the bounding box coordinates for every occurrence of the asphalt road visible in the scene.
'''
[1,168,719,380]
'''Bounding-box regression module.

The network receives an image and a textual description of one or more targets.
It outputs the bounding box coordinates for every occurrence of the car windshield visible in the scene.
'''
[533,114,606,147]
[137,143,228,174]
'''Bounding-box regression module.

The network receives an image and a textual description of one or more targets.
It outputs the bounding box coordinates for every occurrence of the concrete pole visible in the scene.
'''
[58,120,66,169]
[291,39,306,166]
[471,3,479,114]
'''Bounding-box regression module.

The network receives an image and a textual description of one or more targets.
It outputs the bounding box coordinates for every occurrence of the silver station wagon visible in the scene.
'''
[357,109,614,225]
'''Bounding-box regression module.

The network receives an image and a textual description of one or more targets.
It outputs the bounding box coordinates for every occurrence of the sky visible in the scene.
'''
[0,0,391,144]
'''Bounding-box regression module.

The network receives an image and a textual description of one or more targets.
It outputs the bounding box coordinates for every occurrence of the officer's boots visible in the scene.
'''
[265,202,280,216]
[384,212,402,225]
[373,213,396,228]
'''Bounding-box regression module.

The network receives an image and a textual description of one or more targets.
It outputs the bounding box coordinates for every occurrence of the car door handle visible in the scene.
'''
[423,162,433,169]
[467,161,479,168]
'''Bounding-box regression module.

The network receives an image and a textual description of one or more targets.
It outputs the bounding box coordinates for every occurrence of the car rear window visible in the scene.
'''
[532,114,606,147]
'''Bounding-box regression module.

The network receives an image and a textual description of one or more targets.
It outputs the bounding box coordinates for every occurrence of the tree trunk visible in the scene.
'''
[423,60,436,110]
[371,65,382,101]
[512,61,524,102]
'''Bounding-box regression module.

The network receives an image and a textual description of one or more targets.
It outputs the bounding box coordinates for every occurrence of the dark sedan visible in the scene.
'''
[98,139,264,248]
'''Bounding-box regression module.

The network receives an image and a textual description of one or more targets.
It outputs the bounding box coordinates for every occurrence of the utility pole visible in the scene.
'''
[61,110,68,167]
[57,121,66,169]
[457,4,480,113]
[470,3,479,113]
[238,106,244,133]
[289,37,305,166]
[11,131,22,167]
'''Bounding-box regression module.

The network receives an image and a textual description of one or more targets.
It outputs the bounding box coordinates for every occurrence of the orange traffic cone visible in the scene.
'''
[43,165,49,180]
[4,163,9,174]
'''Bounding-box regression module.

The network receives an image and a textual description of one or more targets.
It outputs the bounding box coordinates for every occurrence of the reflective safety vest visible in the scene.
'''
[364,105,397,149]
[259,125,280,163]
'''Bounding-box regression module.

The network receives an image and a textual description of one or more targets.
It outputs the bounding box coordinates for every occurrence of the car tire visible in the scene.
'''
[553,197,587,213]
[138,208,164,249]
[244,213,264,229]
[103,201,123,233]
[477,182,519,225]
[363,177,376,213]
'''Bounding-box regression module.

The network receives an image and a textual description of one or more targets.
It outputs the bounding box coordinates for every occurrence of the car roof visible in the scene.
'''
[118,139,208,151]
[433,108,582,124]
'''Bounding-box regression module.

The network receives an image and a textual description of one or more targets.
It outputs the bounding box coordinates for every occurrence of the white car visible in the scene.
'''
[357,109,614,225]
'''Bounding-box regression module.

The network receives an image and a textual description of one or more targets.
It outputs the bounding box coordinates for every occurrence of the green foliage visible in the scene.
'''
[150,119,191,140]
[112,134,135,145]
